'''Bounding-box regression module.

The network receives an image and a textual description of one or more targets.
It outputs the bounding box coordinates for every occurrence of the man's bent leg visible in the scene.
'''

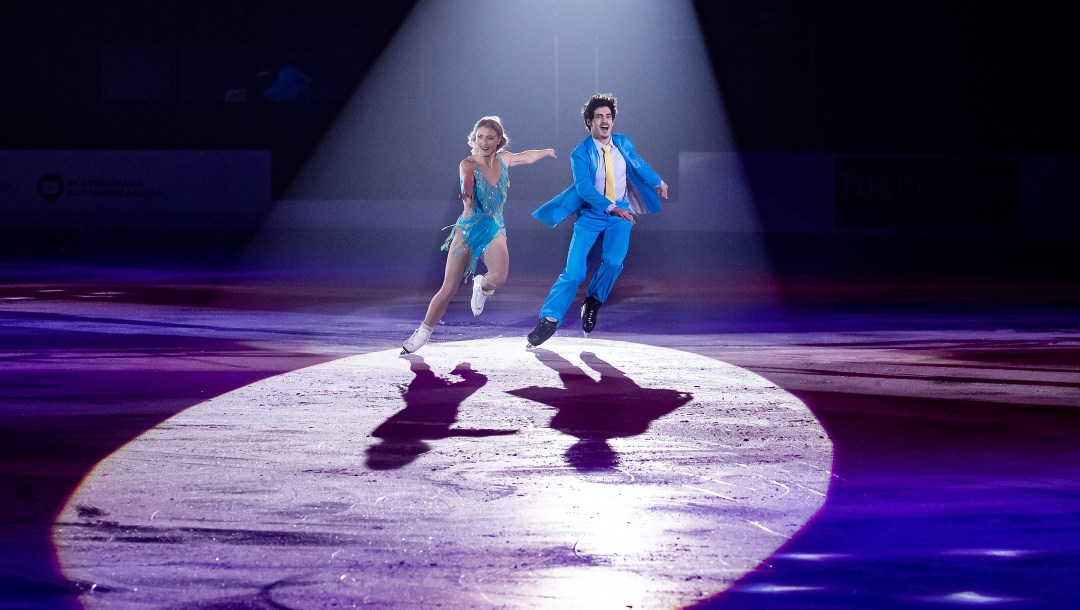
[538,218,603,324]
[586,216,632,303]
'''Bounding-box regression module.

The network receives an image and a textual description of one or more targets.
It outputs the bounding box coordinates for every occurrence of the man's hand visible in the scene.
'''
[611,207,636,224]
[656,182,669,200]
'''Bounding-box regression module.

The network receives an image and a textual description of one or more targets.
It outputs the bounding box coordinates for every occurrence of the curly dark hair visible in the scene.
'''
[582,93,617,130]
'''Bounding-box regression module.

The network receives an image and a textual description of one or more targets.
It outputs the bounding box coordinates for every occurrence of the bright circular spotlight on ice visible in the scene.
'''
[54,338,832,609]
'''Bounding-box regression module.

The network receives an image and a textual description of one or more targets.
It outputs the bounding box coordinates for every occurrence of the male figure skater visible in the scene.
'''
[527,93,668,347]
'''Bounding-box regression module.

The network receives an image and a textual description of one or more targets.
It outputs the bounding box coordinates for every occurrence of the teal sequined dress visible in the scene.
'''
[441,156,509,277]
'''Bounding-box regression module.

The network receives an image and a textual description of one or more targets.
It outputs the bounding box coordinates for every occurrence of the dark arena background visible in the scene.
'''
[1,2,1078,609]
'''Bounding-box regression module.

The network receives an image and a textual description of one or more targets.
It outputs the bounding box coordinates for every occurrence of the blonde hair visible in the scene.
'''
[468,116,508,154]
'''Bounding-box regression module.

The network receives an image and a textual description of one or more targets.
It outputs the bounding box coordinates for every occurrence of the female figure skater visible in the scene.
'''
[402,116,556,353]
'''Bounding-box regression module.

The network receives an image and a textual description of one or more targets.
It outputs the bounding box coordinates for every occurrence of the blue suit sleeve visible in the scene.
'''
[617,135,662,189]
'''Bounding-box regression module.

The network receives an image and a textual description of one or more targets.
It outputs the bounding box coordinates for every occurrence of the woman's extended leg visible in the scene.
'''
[402,231,471,353]
[423,232,471,327]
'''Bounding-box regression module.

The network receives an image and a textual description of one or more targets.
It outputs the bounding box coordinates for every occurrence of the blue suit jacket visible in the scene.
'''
[532,133,663,227]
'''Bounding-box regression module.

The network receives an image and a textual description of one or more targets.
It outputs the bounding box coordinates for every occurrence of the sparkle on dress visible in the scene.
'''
[441,155,509,278]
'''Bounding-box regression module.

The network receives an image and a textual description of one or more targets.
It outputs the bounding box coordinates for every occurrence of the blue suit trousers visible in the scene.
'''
[539,210,633,324]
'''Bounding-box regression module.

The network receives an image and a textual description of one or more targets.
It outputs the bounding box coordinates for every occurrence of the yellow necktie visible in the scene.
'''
[602,144,615,203]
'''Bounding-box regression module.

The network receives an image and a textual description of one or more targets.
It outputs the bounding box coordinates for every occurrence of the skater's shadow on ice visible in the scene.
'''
[509,349,692,472]
[365,355,516,470]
